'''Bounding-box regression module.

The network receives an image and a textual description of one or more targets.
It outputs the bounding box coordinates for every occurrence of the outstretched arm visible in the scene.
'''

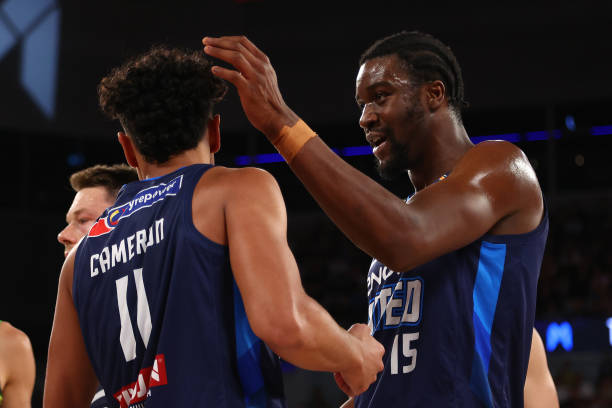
[44,251,99,407]
[524,329,559,408]
[222,167,384,396]
[0,322,35,408]
[203,36,542,272]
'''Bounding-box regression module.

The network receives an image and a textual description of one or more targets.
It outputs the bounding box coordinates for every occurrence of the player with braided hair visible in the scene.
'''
[203,31,557,407]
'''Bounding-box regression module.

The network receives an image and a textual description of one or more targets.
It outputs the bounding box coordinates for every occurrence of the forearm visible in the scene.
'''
[266,295,362,373]
[288,136,416,267]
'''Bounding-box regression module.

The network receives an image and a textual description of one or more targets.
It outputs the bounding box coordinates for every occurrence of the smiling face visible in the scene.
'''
[57,186,114,257]
[356,54,429,179]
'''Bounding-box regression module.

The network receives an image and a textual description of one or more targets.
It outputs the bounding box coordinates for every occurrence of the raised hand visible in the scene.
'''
[202,36,299,141]
[336,323,385,396]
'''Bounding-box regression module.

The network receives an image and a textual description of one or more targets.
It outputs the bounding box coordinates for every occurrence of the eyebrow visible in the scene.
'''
[355,80,395,102]
[65,208,91,223]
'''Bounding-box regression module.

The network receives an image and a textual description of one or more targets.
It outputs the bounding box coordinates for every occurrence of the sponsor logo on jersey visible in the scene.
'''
[88,175,183,237]
[113,354,168,408]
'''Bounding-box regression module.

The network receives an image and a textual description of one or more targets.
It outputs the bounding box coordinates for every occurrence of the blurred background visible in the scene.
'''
[0,0,611,406]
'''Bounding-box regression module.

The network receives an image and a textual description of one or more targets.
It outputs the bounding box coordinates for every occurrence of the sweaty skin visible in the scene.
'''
[202,35,553,402]
[43,118,385,406]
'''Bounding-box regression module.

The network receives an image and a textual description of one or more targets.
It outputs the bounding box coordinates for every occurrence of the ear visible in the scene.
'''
[207,114,221,154]
[424,80,446,111]
[117,132,138,168]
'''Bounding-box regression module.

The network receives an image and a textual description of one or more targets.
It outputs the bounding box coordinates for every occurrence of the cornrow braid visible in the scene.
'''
[359,31,468,120]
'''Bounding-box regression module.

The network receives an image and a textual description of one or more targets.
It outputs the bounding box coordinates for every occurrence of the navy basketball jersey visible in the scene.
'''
[73,164,286,408]
[356,196,548,407]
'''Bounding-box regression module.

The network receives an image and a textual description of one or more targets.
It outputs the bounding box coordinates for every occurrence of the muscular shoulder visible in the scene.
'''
[455,140,540,195]
[461,140,531,173]
[203,166,282,202]
[192,166,284,244]
[0,322,32,354]
[0,322,33,369]
[453,140,543,233]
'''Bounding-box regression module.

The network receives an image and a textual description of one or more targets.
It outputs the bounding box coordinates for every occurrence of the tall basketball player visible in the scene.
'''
[43,46,384,407]
[203,32,558,407]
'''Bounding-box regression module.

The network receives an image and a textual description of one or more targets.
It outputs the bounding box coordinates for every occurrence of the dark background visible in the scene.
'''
[0,1,611,406]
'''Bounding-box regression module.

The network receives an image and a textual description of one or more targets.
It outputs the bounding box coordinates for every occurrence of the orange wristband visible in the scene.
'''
[274,119,316,163]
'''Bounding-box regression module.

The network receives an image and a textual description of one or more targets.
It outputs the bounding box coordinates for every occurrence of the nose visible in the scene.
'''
[57,225,77,254]
[359,103,378,131]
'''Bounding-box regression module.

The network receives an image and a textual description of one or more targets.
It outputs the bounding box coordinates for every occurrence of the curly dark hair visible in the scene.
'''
[98,46,227,163]
[360,31,468,120]
[70,164,139,198]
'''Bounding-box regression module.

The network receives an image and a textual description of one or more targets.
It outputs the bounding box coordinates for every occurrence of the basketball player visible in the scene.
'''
[203,32,554,407]
[43,46,384,407]
[58,164,138,258]
[0,321,35,407]
[58,164,138,408]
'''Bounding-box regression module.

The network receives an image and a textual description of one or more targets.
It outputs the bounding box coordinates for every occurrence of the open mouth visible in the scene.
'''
[367,131,387,149]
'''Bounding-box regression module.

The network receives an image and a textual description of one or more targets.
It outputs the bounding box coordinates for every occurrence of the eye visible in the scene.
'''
[374,91,388,103]
[78,218,93,225]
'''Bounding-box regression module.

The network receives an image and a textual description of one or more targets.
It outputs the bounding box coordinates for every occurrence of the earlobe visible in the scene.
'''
[208,114,221,154]
[117,132,138,168]
[426,80,446,111]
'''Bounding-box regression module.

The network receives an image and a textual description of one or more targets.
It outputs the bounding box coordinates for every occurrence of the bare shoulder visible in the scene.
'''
[453,141,543,233]
[462,140,531,169]
[0,322,33,360]
[455,140,540,191]
[207,166,278,185]
[204,166,282,199]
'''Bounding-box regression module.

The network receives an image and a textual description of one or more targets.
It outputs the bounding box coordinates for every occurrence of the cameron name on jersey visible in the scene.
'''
[90,218,165,277]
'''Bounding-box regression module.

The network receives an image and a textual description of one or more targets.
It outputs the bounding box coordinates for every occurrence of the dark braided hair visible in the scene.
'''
[360,31,468,120]
[98,46,228,163]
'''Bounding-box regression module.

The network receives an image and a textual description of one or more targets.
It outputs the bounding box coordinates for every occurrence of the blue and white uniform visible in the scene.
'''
[73,164,286,408]
[356,195,548,407]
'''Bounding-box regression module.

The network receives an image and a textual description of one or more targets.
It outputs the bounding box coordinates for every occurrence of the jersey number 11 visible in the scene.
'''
[115,268,153,362]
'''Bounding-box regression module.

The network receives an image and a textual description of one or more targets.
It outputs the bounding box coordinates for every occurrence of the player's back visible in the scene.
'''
[73,164,284,407]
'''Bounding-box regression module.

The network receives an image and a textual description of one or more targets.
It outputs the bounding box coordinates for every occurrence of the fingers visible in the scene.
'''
[334,372,354,396]
[203,36,269,78]
[203,36,268,63]
[203,44,256,80]
[209,66,248,90]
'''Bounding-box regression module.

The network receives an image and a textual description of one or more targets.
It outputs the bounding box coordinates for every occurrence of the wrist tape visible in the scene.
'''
[274,119,316,163]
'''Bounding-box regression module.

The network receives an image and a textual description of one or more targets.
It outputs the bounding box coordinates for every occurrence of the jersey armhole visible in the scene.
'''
[181,165,228,254]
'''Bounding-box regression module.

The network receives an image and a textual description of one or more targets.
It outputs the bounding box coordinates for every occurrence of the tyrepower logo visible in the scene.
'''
[114,354,168,408]
[88,175,183,237]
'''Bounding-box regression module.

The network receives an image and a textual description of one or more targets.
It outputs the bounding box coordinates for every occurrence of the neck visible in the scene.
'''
[136,143,213,180]
[408,115,472,191]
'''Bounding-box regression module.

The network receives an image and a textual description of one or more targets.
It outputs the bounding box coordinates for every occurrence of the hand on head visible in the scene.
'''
[202,36,299,140]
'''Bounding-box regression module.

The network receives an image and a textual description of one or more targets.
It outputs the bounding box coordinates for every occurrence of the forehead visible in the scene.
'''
[67,186,114,217]
[356,54,413,91]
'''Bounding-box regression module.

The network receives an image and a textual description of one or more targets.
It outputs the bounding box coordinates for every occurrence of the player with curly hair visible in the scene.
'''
[43,46,384,407]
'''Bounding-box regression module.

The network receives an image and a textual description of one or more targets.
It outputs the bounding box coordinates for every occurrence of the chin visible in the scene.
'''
[376,159,405,180]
